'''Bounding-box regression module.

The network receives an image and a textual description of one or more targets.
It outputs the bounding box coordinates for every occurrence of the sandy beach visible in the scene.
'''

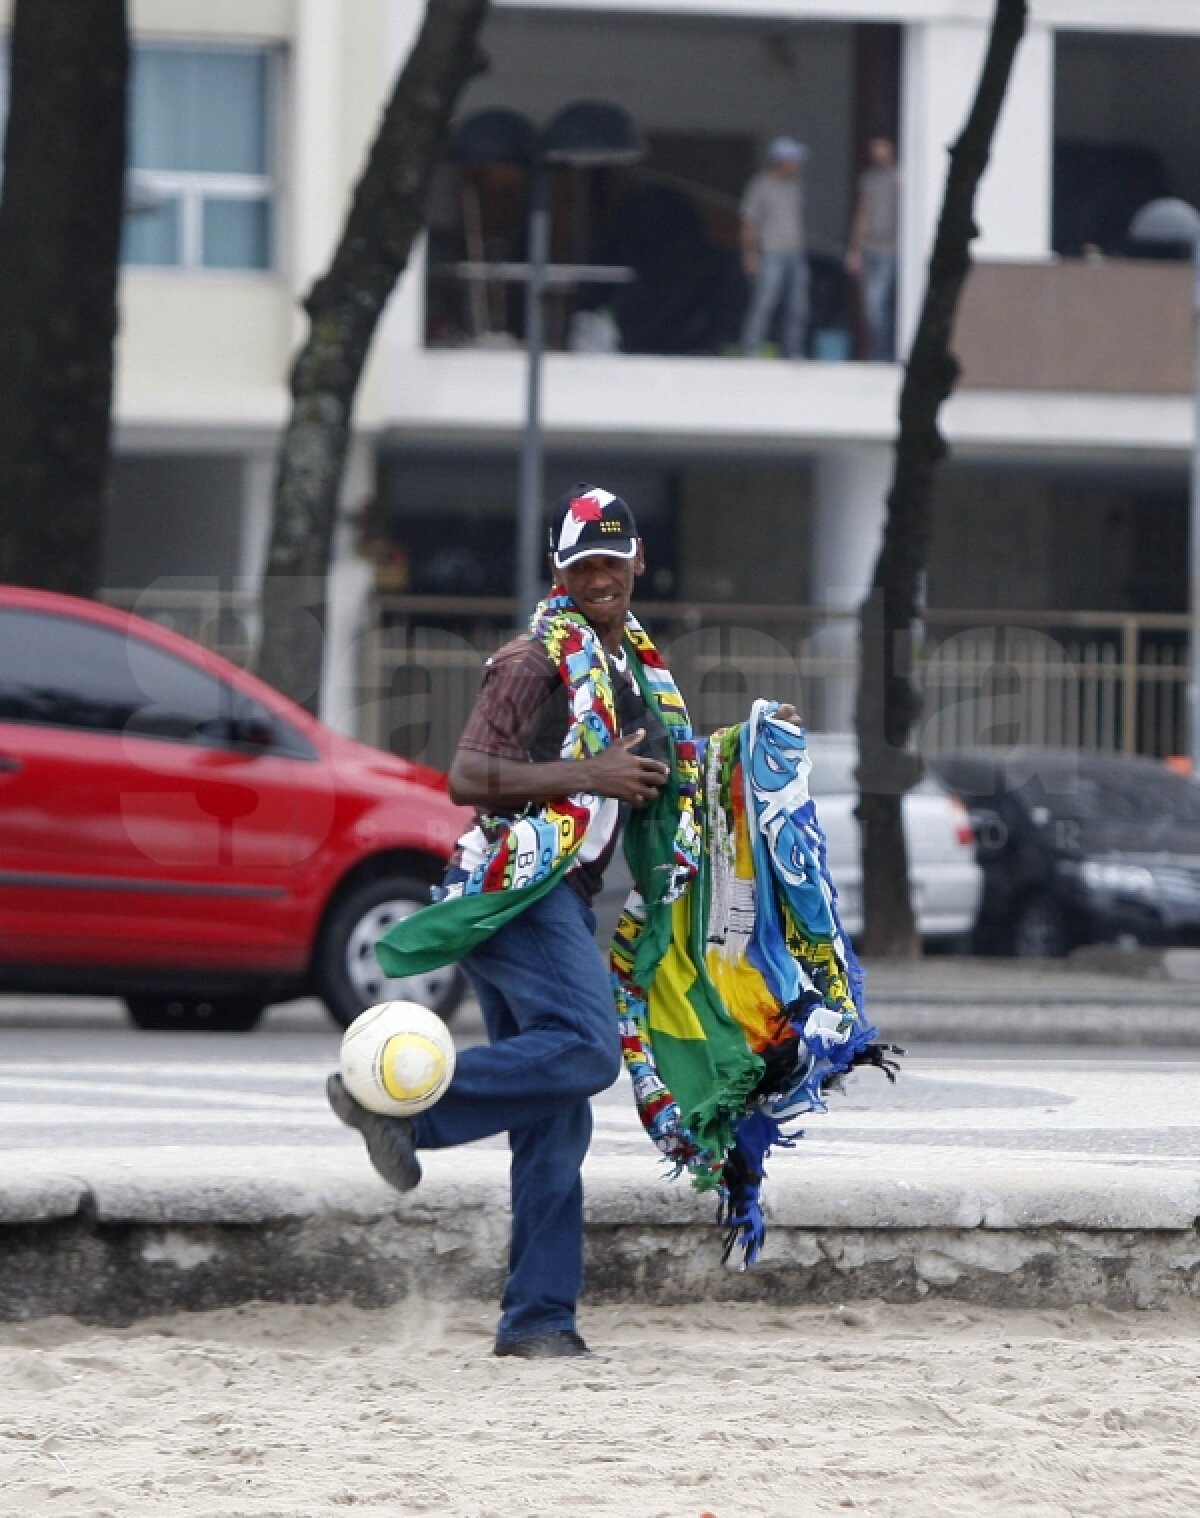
[2,1298,1198,1518]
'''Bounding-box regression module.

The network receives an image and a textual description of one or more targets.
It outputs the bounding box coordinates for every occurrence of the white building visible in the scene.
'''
[8,0,1200,757]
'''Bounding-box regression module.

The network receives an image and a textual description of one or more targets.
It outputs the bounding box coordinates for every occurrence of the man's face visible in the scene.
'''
[553,544,644,640]
[869,137,895,168]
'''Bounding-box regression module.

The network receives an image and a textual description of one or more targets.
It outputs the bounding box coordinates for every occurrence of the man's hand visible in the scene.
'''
[845,248,862,277]
[586,730,670,805]
[449,735,668,811]
[743,248,760,278]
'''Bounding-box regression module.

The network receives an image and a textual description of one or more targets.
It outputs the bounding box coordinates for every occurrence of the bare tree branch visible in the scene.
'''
[854,0,1028,957]
[256,0,489,710]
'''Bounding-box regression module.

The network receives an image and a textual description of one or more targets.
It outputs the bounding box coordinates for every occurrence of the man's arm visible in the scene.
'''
[449,731,669,810]
[451,706,802,809]
[740,214,760,277]
[740,176,762,277]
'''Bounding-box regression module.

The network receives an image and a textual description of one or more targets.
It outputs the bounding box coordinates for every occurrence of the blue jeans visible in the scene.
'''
[411,882,622,1344]
[742,250,810,359]
[861,250,897,361]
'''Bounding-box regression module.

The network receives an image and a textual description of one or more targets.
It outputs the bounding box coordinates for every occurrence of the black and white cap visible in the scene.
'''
[549,485,639,568]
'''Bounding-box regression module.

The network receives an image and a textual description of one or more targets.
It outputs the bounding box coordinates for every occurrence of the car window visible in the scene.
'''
[0,607,312,757]
[0,608,230,741]
[226,686,316,760]
[1027,767,1200,826]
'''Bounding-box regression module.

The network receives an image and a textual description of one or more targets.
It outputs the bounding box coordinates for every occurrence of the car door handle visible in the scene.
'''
[0,756,23,773]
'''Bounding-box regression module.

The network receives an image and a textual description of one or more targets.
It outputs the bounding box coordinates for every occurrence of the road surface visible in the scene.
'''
[3,994,1199,1165]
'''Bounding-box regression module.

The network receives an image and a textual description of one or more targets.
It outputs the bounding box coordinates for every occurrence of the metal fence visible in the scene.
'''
[100,584,259,668]
[98,587,1190,767]
[360,598,1191,770]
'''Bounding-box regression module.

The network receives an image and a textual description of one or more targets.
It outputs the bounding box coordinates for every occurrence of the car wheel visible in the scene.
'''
[1011,894,1071,959]
[125,995,267,1033]
[315,873,467,1031]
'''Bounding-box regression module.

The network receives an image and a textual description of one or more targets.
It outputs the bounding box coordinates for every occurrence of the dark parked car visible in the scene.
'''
[928,747,1200,957]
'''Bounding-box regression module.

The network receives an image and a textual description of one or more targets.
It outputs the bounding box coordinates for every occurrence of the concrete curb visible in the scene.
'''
[859,954,1200,1044]
[1067,946,1200,983]
[3,1147,1199,1323]
[872,1003,1200,1046]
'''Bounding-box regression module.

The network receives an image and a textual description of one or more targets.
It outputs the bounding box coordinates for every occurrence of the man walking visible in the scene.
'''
[328,485,671,1359]
[740,136,811,360]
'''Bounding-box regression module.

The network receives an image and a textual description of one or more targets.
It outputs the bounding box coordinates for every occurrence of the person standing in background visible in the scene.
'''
[740,137,810,360]
[846,136,900,362]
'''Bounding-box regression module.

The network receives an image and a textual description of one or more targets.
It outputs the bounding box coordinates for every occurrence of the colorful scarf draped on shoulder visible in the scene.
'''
[374,594,701,974]
[376,593,899,1265]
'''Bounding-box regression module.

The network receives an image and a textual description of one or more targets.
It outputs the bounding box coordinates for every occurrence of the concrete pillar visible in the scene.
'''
[899,19,1055,348]
[364,0,432,418]
[812,447,891,730]
[233,451,277,657]
[239,452,276,585]
[289,0,345,326]
[290,0,420,732]
[381,0,431,353]
[321,436,376,737]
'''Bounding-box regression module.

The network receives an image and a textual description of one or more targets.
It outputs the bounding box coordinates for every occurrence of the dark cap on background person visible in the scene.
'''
[549,485,639,568]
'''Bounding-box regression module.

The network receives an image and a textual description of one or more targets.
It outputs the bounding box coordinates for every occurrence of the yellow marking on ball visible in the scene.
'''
[378,1033,448,1102]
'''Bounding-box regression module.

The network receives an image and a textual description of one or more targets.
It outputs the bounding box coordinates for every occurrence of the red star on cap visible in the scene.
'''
[568,495,605,523]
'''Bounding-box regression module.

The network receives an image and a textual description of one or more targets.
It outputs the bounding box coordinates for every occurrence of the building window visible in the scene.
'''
[124,45,276,272]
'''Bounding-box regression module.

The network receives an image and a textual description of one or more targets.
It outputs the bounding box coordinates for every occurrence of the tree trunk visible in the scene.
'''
[854,0,1028,957]
[0,0,129,596]
[255,0,489,711]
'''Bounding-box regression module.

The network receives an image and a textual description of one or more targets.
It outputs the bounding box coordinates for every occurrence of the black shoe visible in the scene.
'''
[326,1074,422,1193]
[494,1330,591,1360]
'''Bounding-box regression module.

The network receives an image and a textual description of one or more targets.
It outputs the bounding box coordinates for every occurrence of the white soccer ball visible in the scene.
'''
[339,1000,457,1118]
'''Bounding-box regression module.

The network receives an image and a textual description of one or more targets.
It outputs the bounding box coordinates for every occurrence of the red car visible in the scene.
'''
[0,587,470,1032]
